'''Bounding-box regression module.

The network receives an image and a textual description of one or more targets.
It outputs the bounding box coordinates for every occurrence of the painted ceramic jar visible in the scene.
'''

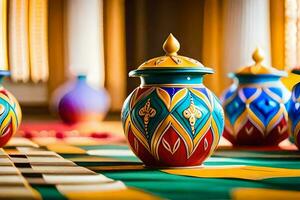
[58,75,110,124]
[222,48,290,146]
[220,73,238,105]
[220,75,238,138]
[289,68,300,149]
[121,34,224,167]
[0,71,22,147]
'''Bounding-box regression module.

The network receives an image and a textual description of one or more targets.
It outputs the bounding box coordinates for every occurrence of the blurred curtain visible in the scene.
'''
[203,0,273,95]
[64,0,105,88]
[9,0,29,82]
[8,0,49,82]
[48,0,65,96]
[48,0,126,111]
[103,0,126,111]
[282,0,300,70]
[281,0,300,90]
[29,0,49,83]
[0,0,127,110]
[270,0,285,70]
[0,0,7,71]
[222,0,272,72]
[284,0,297,68]
[202,0,223,96]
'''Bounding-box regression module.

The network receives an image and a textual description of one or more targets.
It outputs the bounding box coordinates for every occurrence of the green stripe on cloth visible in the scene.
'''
[61,145,300,200]
[205,157,300,169]
[100,170,271,200]
[33,186,66,200]
[79,145,130,151]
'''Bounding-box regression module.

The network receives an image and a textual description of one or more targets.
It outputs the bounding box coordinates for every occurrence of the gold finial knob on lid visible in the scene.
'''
[252,47,264,64]
[235,47,287,76]
[163,33,180,56]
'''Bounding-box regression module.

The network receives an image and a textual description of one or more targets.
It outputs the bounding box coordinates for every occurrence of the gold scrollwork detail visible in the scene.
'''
[139,99,156,135]
[183,97,201,135]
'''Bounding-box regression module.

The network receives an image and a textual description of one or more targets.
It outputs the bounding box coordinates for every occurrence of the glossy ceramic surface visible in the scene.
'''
[222,49,290,146]
[289,69,300,149]
[121,34,224,167]
[0,71,22,147]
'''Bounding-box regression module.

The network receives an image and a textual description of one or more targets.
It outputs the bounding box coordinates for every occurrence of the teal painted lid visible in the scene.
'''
[129,34,214,77]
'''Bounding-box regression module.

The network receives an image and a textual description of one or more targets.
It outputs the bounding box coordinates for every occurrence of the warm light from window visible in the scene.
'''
[285,0,298,68]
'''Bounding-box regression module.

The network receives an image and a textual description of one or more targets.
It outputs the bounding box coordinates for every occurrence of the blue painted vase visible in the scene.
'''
[289,68,300,149]
[222,48,291,146]
[220,74,238,137]
[121,34,224,167]
[58,75,110,124]
[0,71,22,147]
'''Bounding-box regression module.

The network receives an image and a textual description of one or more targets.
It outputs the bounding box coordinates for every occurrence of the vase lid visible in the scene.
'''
[292,66,300,75]
[235,48,287,77]
[129,34,213,77]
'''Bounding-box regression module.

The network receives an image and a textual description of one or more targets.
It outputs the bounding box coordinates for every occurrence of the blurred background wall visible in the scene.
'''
[125,0,205,94]
[0,0,299,117]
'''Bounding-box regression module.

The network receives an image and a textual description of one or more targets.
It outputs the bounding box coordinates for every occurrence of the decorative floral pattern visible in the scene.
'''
[122,86,224,167]
[222,83,291,146]
[183,96,201,135]
[138,99,156,136]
